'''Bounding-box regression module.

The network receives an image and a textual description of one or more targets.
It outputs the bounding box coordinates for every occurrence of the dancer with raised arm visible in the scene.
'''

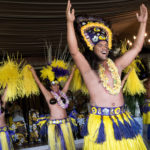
[66,0,148,149]
[30,65,75,150]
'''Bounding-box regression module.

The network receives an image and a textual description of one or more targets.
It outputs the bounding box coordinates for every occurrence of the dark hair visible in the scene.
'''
[83,49,100,71]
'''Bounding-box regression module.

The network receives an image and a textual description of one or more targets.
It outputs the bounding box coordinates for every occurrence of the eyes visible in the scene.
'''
[97,43,108,48]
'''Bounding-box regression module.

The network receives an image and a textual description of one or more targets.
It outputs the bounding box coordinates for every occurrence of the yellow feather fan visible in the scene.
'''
[70,68,89,95]
[0,58,22,101]
[70,68,82,92]
[123,68,146,95]
[21,64,40,98]
[121,41,146,95]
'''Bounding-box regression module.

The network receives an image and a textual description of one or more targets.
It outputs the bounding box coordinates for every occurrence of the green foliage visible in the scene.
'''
[124,94,145,116]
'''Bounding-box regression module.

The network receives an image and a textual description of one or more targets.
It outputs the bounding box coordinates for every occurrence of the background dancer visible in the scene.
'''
[0,87,14,150]
[30,66,76,150]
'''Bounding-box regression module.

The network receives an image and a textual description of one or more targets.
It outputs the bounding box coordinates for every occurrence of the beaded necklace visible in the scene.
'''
[98,58,121,95]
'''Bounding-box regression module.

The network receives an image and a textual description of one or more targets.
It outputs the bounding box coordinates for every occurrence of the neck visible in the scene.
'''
[99,59,107,66]
[52,90,59,94]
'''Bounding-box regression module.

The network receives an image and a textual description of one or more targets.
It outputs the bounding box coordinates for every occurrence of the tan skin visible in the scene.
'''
[66,0,148,107]
[144,77,150,99]
[0,88,7,127]
[30,67,75,120]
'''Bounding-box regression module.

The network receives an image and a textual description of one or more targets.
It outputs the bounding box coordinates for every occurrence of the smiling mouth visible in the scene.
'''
[101,51,107,55]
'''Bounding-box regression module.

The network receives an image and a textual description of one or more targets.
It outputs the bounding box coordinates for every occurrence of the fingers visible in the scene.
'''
[67,0,71,12]
[72,8,75,15]
[136,12,139,18]
[140,4,147,14]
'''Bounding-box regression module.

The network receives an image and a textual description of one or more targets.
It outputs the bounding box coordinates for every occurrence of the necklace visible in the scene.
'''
[51,90,69,109]
[98,58,121,95]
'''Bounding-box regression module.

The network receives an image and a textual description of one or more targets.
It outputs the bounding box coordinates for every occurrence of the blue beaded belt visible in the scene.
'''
[48,118,70,125]
[90,105,125,116]
[144,99,150,103]
[0,126,7,132]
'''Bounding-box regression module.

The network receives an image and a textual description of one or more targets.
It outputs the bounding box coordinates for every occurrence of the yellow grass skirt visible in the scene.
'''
[143,99,150,124]
[83,106,147,150]
[0,126,14,150]
[47,118,75,150]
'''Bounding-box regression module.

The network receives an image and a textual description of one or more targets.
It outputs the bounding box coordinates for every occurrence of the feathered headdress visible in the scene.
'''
[75,16,112,51]
[40,59,70,83]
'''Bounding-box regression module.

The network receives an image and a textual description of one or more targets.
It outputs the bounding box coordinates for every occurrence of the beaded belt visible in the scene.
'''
[90,105,125,116]
[47,118,70,125]
[144,99,150,103]
[0,126,7,132]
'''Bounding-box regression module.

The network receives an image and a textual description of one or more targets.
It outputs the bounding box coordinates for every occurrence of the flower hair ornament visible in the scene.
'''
[75,16,112,51]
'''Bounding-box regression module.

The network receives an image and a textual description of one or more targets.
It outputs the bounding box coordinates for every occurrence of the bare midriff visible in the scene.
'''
[90,90,124,107]
[0,113,6,127]
[48,103,67,120]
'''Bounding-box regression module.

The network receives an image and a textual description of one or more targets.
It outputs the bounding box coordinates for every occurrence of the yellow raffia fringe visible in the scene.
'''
[0,58,22,101]
[84,112,147,149]
[81,83,88,95]
[48,122,75,150]
[21,64,40,98]
[70,68,82,92]
[70,68,89,95]
[123,68,146,95]
[121,41,146,95]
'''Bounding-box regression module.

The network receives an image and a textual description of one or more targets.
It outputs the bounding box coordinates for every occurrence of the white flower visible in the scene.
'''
[92,35,99,42]
[102,108,109,115]
[82,22,86,25]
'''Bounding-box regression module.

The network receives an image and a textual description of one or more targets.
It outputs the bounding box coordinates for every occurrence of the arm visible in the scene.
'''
[1,86,8,108]
[115,4,148,71]
[66,0,91,76]
[29,67,52,102]
[62,66,75,93]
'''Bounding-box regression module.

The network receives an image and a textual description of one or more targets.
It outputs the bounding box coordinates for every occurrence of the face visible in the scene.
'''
[93,41,109,61]
[51,84,59,92]
[50,81,60,92]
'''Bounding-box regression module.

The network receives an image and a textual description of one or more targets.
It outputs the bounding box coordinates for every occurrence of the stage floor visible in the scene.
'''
[18,139,84,150]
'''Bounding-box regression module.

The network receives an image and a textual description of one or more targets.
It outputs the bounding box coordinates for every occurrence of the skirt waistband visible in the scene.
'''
[90,105,125,116]
[0,126,7,132]
[48,118,70,125]
[144,99,150,103]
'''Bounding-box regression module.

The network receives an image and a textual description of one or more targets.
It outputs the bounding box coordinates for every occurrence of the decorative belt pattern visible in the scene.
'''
[144,99,150,103]
[0,126,8,132]
[90,105,125,116]
[48,118,70,125]
[143,105,150,113]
